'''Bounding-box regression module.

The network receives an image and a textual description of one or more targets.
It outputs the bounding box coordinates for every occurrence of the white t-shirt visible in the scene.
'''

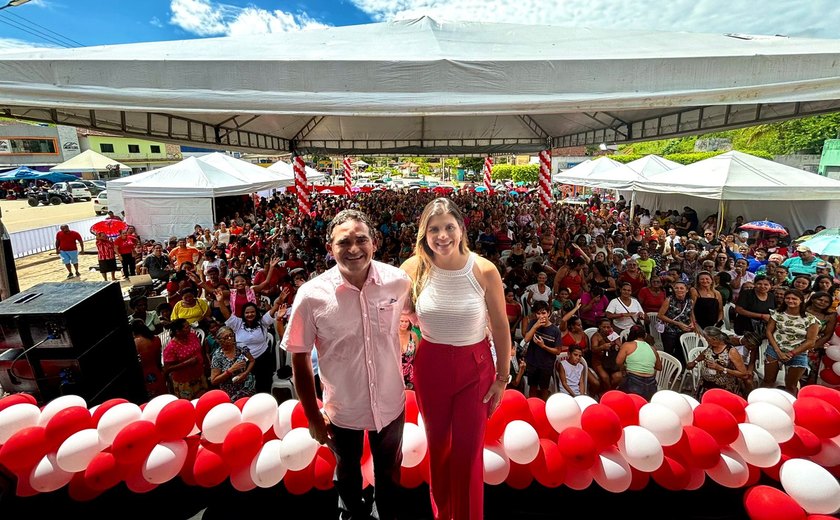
[606,297,644,331]
[526,283,552,304]
[525,244,543,258]
[559,359,584,396]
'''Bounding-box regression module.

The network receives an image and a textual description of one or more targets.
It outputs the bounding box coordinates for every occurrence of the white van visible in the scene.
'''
[52,181,92,201]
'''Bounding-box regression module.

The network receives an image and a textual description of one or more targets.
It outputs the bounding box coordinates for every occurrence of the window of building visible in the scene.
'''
[150,145,161,153]
[100,143,115,153]
[0,138,58,155]
[128,144,140,153]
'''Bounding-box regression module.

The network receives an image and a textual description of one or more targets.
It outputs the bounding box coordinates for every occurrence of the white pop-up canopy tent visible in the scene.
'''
[625,155,683,177]
[266,160,325,185]
[120,156,284,240]
[552,157,625,185]
[628,151,840,234]
[50,149,131,176]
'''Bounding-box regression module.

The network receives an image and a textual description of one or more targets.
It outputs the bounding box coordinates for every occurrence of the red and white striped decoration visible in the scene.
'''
[343,157,353,196]
[538,149,552,215]
[483,156,493,193]
[293,155,309,215]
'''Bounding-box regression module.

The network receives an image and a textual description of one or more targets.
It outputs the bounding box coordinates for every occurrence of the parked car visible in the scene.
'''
[79,179,104,196]
[93,191,108,215]
[51,181,92,201]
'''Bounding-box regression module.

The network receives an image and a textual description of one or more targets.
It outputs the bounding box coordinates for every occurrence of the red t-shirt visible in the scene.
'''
[637,287,666,314]
[114,235,138,255]
[56,230,83,251]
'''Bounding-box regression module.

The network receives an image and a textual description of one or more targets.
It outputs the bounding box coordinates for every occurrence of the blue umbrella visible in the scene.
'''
[799,228,840,256]
[0,166,40,180]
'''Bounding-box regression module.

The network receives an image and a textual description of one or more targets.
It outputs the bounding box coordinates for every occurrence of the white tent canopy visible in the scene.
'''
[628,151,840,234]
[266,161,326,185]
[3,18,840,154]
[50,149,130,174]
[625,155,682,177]
[552,157,625,185]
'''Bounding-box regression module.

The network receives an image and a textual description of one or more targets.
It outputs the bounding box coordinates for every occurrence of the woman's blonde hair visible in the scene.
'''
[411,198,470,304]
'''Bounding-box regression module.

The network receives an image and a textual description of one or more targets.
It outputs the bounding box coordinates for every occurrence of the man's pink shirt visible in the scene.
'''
[282,261,410,431]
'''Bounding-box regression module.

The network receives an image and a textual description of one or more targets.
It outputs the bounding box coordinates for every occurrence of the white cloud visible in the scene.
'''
[350,0,840,39]
[150,16,164,28]
[0,36,56,53]
[169,0,327,37]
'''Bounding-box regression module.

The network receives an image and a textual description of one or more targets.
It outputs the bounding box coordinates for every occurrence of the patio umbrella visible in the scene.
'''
[799,228,840,256]
[90,219,127,237]
[739,220,788,236]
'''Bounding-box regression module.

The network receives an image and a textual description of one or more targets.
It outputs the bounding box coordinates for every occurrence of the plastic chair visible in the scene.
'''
[554,352,589,396]
[619,328,630,343]
[678,346,707,394]
[584,327,598,341]
[271,342,297,402]
[721,303,735,333]
[753,340,787,389]
[679,333,708,367]
[647,312,664,350]
[656,351,683,391]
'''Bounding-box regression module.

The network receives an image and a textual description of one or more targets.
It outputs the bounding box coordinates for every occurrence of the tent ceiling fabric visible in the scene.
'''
[3,17,840,154]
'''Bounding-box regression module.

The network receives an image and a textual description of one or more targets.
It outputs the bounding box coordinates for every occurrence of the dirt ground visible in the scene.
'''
[0,198,98,232]
[13,240,115,292]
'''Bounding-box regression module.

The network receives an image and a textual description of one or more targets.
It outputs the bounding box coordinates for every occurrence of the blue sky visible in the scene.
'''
[1,0,839,50]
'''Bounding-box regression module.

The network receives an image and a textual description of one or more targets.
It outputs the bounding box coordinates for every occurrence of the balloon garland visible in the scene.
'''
[0,387,838,518]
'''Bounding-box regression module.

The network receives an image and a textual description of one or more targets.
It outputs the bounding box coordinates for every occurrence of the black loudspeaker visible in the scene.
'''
[0,281,145,405]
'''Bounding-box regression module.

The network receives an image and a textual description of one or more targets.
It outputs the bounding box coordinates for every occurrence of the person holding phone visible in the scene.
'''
[209,325,256,400]
[522,301,563,400]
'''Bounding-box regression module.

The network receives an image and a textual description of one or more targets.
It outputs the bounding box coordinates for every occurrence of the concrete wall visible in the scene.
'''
[0,123,80,169]
[773,154,820,173]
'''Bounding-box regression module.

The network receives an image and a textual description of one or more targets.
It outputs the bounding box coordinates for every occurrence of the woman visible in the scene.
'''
[170,287,211,326]
[637,275,666,314]
[129,296,161,334]
[215,222,231,247]
[560,316,588,353]
[209,325,256,400]
[688,326,748,397]
[804,291,838,385]
[504,289,524,342]
[553,256,587,301]
[734,275,776,336]
[579,285,609,329]
[132,319,167,399]
[617,259,647,297]
[589,262,617,301]
[729,258,754,302]
[605,282,645,334]
[525,272,552,310]
[657,280,694,366]
[690,271,723,329]
[400,198,510,520]
[764,288,820,395]
[399,311,422,390]
[791,275,813,300]
[228,273,259,318]
[616,324,661,400]
[590,318,621,392]
[217,291,285,394]
[162,318,208,400]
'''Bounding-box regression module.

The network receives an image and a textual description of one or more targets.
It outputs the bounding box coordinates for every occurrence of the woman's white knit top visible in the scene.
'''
[415,253,488,346]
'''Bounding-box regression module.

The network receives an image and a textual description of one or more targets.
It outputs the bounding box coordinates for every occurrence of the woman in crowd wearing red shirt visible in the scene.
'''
[162,318,208,399]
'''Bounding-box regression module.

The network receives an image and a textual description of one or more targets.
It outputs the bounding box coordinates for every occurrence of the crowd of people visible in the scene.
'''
[67,183,838,520]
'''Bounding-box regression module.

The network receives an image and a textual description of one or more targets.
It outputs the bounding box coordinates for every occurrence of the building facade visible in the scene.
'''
[0,122,81,170]
[77,132,181,173]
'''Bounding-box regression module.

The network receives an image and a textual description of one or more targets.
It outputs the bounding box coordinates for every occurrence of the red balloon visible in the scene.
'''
[743,485,806,520]
[793,397,840,439]
[674,426,721,470]
[233,397,250,411]
[313,448,336,490]
[179,436,201,487]
[123,460,158,493]
[505,461,533,490]
[84,451,122,491]
[193,446,229,487]
[222,423,263,467]
[497,390,532,423]
[361,431,371,464]
[762,454,792,482]
[530,439,566,488]
[284,460,315,495]
[90,398,129,426]
[14,468,38,497]
[291,402,309,429]
[700,389,747,423]
[746,463,762,487]
[111,420,159,464]
[484,412,508,444]
[807,516,840,520]
[195,390,231,430]
[557,427,597,470]
[527,398,556,440]
[600,391,639,427]
[405,390,419,424]
[44,406,93,452]
[798,386,840,413]
[68,471,103,502]
[652,456,689,491]
[819,368,840,386]
[0,426,47,472]
[262,427,278,443]
[827,464,840,479]
[626,393,649,411]
[156,399,197,441]
[580,404,622,450]
[780,426,822,458]
[0,393,37,413]
[692,403,739,446]
[628,466,650,491]
[400,451,429,488]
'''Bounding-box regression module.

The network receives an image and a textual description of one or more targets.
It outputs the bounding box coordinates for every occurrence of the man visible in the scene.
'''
[783,245,822,277]
[699,230,719,252]
[282,209,410,520]
[168,238,200,270]
[55,224,84,278]
[142,244,173,282]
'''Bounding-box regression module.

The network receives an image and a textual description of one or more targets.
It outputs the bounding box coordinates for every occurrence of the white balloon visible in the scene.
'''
[618,425,663,472]
[747,388,796,419]
[682,394,701,411]
[745,402,794,443]
[202,403,242,444]
[574,395,598,413]
[29,453,73,492]
[97,403,142,446]
[826,344,840,362]
[251,439,287,488]
[242,393,278,434]
[417,413,425,432]
[55,428,104,473]
[401,423,428,468]
[140,395,178,423]
[142,440,187,485]
[230,461,257,492]
[545,393,581,433]
[564,467,593,490]
[651,390,693,427]
[483,442,510,485]
[502,420,540,465]
[0,403,40,444]
[273,399,299,440]
[730,423,781,468]
[811,436,840,467]
[705,447,750,488]
[780,458,840,514]
[278,427,319,471]
[39,395,87,426]
[592,447,631,493]
[638,403,683,447]
[833,362,840,377]
[189,399,201,436]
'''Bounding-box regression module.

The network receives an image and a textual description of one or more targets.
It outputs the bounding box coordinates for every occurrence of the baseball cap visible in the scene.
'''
[816,261,830,270]
[797,245,811,253]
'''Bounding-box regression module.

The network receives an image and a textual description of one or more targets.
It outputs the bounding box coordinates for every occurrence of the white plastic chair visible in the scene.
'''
[584,327,598,341]
[271,340,297,401]
[656,351,683,391]
[753,340,787,389]
[721,303,735,333]
[678,346,707,394]
[619,328,630,343]
[679,333,708,367]
[647,312,664,350]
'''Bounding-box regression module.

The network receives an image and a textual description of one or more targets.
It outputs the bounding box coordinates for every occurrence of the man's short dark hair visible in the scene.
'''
[326,209,376,244]
[531,301,550,314]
